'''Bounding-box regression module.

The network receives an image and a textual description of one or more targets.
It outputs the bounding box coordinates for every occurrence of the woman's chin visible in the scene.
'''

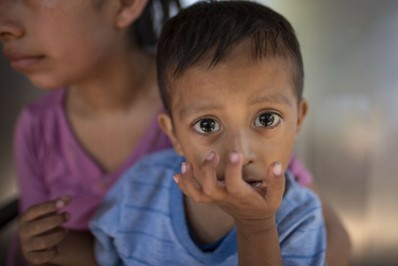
[29,75,65,90]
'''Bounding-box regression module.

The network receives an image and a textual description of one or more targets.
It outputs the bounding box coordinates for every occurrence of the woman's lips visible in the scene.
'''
[4,52,44,70]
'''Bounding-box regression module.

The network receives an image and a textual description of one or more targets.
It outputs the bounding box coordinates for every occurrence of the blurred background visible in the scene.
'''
[1,0,397,265]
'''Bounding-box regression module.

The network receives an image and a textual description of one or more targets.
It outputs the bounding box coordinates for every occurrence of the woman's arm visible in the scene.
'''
[306,184,352,266]
[14,110,98,266]
[51,230,98,266]
[289,156,352,265]
[25,231,97,266]
[14,109,50,212]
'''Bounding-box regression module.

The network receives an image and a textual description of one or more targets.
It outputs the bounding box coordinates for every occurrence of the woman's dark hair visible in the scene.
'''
[134,0,181,50]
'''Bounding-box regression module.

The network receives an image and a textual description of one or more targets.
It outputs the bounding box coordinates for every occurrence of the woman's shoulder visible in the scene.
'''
[15,89,65,132]
[21,89,65,119]
[14,88,67,149]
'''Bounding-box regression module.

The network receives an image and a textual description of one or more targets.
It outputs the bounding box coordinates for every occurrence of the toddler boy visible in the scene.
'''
[91,1,326,265]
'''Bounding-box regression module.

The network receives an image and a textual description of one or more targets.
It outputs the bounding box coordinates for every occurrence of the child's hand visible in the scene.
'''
[174,152,285,230]
[18,196,71,265]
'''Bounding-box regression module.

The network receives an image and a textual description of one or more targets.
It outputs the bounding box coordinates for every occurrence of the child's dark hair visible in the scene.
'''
[135,0,181,49]
[157,0,304,113]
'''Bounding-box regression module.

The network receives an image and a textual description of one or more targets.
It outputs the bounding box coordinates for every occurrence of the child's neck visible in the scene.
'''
[67,48,157,115]
[184,195,235,244]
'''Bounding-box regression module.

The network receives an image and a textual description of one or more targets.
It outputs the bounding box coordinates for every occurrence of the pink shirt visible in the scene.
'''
[13,89,312,230]
[13,89,172,230]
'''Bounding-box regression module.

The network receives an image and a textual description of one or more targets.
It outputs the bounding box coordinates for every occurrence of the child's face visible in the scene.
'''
[0,0,125,89]
[159,55,307,185]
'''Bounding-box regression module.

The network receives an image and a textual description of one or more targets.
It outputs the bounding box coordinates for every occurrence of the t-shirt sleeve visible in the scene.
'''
[90,177,124,266]
[14,108,49,212]
[277,175,326,266]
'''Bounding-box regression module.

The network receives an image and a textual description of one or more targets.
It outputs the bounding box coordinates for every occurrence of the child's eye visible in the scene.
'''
[193,118,220,134]
[254,112,281,128]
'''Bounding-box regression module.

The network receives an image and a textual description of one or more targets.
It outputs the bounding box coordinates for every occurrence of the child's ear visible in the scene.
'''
[115,0,149,29]
[158,113,185,156]
[296,98,308,133]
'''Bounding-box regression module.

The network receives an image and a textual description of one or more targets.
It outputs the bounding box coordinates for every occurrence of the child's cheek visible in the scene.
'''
[188,149,210,171]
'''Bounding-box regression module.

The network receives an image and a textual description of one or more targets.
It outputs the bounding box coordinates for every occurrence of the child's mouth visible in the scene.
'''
[246,180,263,188]
[217,176,266,195]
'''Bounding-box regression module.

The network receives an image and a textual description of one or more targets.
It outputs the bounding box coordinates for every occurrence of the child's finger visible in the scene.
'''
[22,212,69,238]
[26,228,67,251]
[224,152,248,196]
[198,151,227,201]
[175,162,212,203]
[265,161,285,205]
[21,196,71,223]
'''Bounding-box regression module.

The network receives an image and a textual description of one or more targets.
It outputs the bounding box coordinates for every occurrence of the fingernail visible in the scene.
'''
[206,151,215,161]
[59,195,71,205]
[229,152,240,163]
[56,200,65,209]
[181,162,186,174]
[273,162,282,176]
[173,175,179,184]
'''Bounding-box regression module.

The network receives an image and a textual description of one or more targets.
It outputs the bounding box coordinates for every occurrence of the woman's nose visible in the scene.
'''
[0,22,24,42]
[0,3,25,42]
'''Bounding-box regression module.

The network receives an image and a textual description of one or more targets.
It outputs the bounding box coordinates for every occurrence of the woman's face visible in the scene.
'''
[0,0,129,89]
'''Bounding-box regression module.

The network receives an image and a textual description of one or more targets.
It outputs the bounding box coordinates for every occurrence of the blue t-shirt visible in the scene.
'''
[90,149,326,266]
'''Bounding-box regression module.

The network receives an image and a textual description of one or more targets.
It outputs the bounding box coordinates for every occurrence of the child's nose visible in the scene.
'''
[224,130,256,166]
[0,3,24,42]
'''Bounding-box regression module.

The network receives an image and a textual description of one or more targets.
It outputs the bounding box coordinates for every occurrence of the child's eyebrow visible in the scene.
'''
[178,94,293,119]
[250,94,293,107]
[179,103,221,119]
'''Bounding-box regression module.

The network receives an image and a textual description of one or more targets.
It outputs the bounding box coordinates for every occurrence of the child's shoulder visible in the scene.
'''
[129,149,183,172]
[284,171,320,203]
[94,149,182,229]
[107,149,182,197]
[276,171,324,238]
[121,149,182,184]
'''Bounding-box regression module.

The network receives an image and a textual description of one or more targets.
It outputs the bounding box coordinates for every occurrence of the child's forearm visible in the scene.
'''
[50,230,98,266]
[236,218,282,266]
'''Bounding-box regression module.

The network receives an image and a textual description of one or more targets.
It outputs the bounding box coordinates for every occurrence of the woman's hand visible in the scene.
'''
[18,196,70,265]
